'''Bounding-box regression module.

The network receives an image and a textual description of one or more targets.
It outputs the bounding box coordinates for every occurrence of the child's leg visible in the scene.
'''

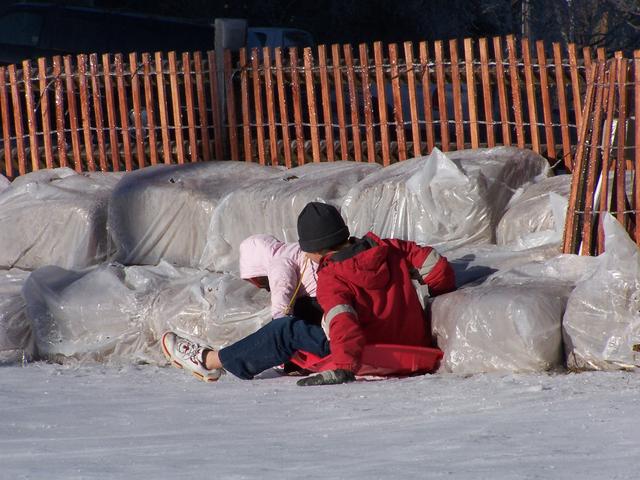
[215,316,329,380]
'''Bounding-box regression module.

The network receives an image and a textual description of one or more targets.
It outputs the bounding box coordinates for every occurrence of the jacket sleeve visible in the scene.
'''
[380,236,456,296]
[316,271,365,372]
[267,257,300,318]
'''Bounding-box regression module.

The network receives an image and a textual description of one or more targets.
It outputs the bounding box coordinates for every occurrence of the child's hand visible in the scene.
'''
[296,369,355,386]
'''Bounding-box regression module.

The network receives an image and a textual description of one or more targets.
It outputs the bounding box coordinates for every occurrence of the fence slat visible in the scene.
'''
[552,42,571,169]
[263,48,279,165]
[523,39,542,154]
[129,52,146,168]
[239,48,253,162]
[251,49,267,165]
[345,44,362,162]
[535,41,555,159]
[0,68,12,177]
[89,54,107,170]
[419,41,435,153]
[206,51,224,160]
[449,39,465,150]
[167,51,185,164]
[359,43,376,162]
[9,65,26,175]
[567,44,583,131]
[580,62,607,255]
[404,41,422,157]
[102,54,119,170]
[506,36,525,148]
[563,63,597,254]
[155,52,172,164]
[22,60,40,172]
[274,47,292,168]
[223,50,239,161]
[344,44,362,161]
[114,54,133,170]
[318,45,335,162]
[182,52,198,163]
[63,56,83,172]
[331,44,349,160]
[389,43,407,161]
[635,50,640,246]
[193,52,211,162]
[289,47,305,165]
[304,47,321,162]
[464,38,479,148]
[596,60,618,254]
[522,39,540,153]
[492,37,511,146]
[478,38,495,147]
[373,42,389,163]
[583,47,593,69]
[76,55,95,171]
[615,59,629,226]
[141,53,158,166]
[434,41,449,151]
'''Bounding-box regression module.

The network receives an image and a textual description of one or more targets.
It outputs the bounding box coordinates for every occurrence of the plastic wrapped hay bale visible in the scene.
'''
[447,146,551,228]
[201,161,380,272]
[496,175,571,249]
[108,161,282,268]
[23,263,156,363]
[342,148,492,250]
[146,272,271,350]
[22,262,271,364]
[0,269,33,363]
[431,255,594,374]
[563,214,640,371]
[445,242,565,288]
[0,168,121,270]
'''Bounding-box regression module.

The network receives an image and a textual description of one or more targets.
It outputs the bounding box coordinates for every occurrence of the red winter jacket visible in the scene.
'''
[315,232,455,371]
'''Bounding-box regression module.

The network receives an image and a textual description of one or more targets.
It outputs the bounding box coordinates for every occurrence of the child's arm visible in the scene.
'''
[378,236,456,296]
[316,275,365,372]
[267,258,301,318]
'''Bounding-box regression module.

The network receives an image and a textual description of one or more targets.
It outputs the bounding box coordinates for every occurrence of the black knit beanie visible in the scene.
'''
[297,202,350,253]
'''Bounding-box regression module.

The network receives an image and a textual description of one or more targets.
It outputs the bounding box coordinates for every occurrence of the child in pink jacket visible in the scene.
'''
[238,234,319,321]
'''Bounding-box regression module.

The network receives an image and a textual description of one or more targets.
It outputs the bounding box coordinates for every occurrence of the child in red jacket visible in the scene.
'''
[162,202,455,385]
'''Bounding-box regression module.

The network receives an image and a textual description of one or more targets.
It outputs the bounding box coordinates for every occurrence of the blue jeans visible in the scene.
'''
[218,316,330,380]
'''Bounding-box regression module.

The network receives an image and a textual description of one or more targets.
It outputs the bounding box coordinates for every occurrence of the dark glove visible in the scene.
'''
[296,369,356,386]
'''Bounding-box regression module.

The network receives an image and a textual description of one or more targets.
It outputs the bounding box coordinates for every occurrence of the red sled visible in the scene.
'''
[290,344,444,377]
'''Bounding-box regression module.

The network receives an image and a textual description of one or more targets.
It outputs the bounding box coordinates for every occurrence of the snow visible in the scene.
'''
[2,363,640,479]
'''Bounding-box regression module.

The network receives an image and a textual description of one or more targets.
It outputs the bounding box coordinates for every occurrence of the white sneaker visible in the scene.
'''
[161,332,222,383]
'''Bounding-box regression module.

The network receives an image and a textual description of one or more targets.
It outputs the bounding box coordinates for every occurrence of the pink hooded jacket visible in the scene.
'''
[239,234,318,319]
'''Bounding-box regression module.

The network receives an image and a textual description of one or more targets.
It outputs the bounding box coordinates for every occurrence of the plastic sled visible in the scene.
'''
[290,344,443,377]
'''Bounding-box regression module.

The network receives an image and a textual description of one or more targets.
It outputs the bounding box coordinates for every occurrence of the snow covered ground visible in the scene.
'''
[2,362,640,479]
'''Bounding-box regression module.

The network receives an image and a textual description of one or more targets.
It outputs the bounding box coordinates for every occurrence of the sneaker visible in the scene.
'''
[161,332,222,383]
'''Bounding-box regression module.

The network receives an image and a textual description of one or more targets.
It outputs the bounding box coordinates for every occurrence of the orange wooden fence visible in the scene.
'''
[562,54,640,254]
[0,34,608,180]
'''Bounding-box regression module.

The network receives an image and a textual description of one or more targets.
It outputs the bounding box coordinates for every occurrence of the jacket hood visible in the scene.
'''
[239,234,284,278]
[326,244,391,289]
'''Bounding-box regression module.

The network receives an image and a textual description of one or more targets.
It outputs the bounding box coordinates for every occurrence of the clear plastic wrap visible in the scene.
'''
[108,161,283,268]
[496,175,571,249]
[22,261,271,364]
[447,146,551,228]
[446,242,564,287]
[342,148,493,250]
[201,161,380,271]
[0,168,122,270]
[0,269,33,363]
[0,174,9,192]
[431,254,596,374]
[563,214,640,371]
